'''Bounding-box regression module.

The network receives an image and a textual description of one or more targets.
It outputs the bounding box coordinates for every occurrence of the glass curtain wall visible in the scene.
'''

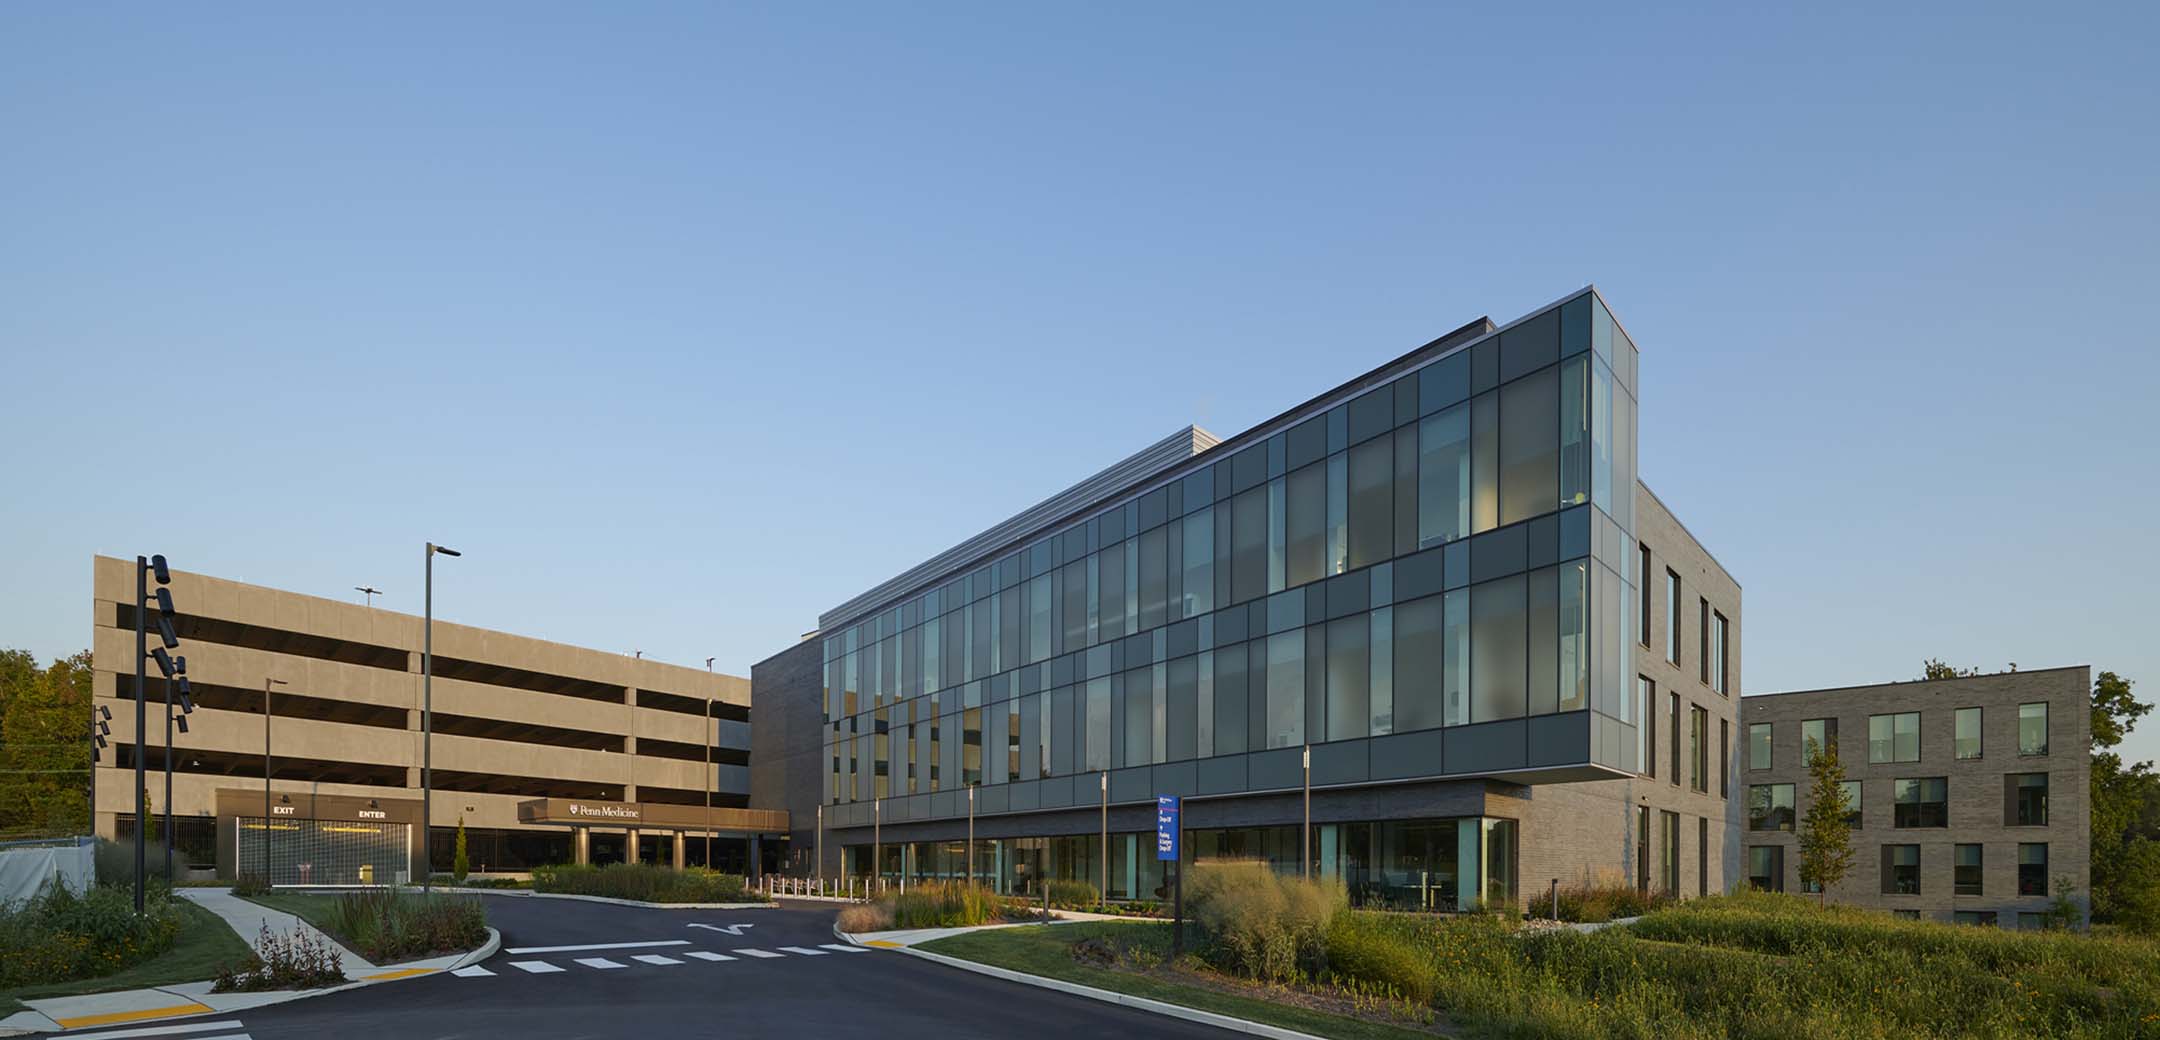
[820,292,1642,808]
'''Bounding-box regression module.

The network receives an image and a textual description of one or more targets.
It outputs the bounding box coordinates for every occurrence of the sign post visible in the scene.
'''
[1156,795,1182,959]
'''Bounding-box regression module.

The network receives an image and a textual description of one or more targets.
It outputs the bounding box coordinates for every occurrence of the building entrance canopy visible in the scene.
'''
[515,798,787,835]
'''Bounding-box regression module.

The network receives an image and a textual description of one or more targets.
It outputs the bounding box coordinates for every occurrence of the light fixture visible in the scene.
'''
[175,716,189,734]
[155,615,178,650]
[152,647,176,678]
[150,555,171,585]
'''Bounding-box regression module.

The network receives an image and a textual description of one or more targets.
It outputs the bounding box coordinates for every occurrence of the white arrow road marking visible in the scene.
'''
[731,948,784,958]
[574,957,628,970]
[508,940,691,954]
[818,943,869,953]
[450,965,496,977]
[686,923,755,936]
[685,950,735,961]
[509,960,564,973]
[630,954,685,965]
[777,946,829,956]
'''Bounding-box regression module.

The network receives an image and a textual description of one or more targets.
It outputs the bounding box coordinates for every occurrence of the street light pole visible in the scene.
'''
[708,696,717,869]
[163,663,174,880]
[263,677,287,883]
[1100,771,1108,905]
[1302,744,1312,878]
[966,785,975,887]
[422,542,459,893]
[132,557,148,912]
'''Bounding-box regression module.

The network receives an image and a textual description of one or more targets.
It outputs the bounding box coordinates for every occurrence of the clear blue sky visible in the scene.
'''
[4,5,2155,765]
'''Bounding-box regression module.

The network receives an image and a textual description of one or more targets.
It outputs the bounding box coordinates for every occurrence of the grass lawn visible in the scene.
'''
[236,892,343,941]
[0,899,252,1015]
[919,922,1442,1040]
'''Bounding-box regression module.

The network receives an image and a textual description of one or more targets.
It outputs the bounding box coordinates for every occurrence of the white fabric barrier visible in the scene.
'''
[0,841,95,906]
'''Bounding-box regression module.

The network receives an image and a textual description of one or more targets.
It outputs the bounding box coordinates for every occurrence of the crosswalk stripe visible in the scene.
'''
[630,954,684,965]
[574,957,628,970]
[818,943,869,953]
[777,946,829,956]
[732,948,784,958]
[58,1022,250,1040]
[451,965,496,977]
[506,940,691,954]
[685,951,734,961]
[198,1035,252,1040]
[509,960,564,974]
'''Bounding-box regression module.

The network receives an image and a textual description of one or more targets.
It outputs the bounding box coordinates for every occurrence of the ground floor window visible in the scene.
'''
[425,827,572,873]
[2018,844,2048,896]
[840,813,1518,910]
[1954,911,1998,927]
[1747,845,1783,892]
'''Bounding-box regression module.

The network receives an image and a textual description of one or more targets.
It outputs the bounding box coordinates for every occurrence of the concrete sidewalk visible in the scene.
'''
[0,891,500,1036]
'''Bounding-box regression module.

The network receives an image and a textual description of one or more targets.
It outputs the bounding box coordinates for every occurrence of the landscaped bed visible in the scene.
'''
[0,888,251,1015]
[917,866,2160,1040]
[238,889,487,965]
[529,863,767,904]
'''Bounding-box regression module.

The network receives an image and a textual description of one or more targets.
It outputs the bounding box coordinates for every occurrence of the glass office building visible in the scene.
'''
[804,288,1646,908]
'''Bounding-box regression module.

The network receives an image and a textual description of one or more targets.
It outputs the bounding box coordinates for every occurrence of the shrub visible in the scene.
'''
[891,882,1002,929]
[230,872,270,897]
[0,878,181,987]
[836,901,895,933]
[452,816,469,884]
[1323,912,1440,1003]
[212,922,344,992]
[1185,861,1344,982]
[322,890,487,962]
[1045,879,1100,909]
[530,863,758,903]
[92,836,171,886]
[1525,881,1671,923]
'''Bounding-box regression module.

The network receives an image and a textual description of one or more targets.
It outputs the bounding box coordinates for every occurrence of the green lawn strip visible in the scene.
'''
[0,899,252,1011]
[919,923,1440,1040]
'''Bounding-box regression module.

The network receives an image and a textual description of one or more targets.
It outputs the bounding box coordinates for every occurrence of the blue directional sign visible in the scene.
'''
[1155,795,1180,861]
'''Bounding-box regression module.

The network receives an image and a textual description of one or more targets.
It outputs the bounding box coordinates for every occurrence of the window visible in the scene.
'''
[1869,712,1920,764]
[1665,570,1681,664]
[1698,816,1709,896]
[1955,911,1998,928]
[1470,574,1527,723]
[1956,706,1982,760]
[1712,612,1730,695]
[1883,845,1920,895]
[2019,702,2049,756]
[1698,598,1710,685]
[1416,406,1471,549]
[1840,780,1863,828]
[1747,846,1783,892]
[1669,692,1681,785]
[1636,806,1651,894]
[1802,718,1837,759]
[1690,706,1709,793]
[1894,777,1949,828]
[1265,631,1305,748]
[1748,722,1772,771]
[2019,844,2048,896]
[1497,365,1559,526]
[1719,719,1730,799]
[1640,677,1656,778]
[1893,909,1921,920]
[1638,545,1652,646]
[2010,773,2049,826]
[1954,844,1983,896]
[1748,784,1795,831]
[2018,912,2046,930]
[1660,811,1680,895]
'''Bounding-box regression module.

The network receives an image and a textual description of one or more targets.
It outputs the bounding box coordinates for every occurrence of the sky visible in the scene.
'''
[3,4,2155,765]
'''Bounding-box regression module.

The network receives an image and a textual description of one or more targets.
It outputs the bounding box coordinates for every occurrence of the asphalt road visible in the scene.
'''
[215,896,1234,1039]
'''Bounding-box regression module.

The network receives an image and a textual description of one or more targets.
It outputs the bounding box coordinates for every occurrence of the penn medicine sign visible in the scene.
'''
[569,802,641,821]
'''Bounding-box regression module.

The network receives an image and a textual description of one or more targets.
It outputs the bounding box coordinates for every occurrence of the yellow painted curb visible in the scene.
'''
[363,967,438,980]
[862,940,904,948]
[53,1003,213,1029]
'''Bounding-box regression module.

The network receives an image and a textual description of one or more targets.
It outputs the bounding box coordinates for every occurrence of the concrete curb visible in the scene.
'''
[484,890,776,911]
[3,923,504,1035]
[833,920,1328,1040]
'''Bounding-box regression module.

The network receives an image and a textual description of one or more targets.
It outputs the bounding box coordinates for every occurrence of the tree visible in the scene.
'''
[0,650,94,840]
[1797,737,1854,906]
[2088,671,2160,932]
[453,814,469,883]
[1921,659,1980,681]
